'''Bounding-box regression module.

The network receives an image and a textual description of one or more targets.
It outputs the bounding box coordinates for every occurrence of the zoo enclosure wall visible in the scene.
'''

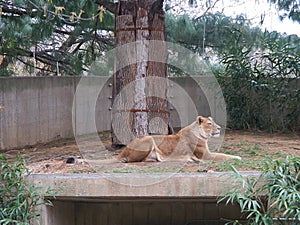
[0,76,298,150]
[0,76,211,150]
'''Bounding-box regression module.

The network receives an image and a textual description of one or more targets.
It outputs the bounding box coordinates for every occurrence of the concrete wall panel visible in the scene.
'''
[0,76,224,150]
[0,77,77,149]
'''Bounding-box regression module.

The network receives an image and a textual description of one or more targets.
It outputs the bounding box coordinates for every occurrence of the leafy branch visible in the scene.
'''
[219,156,300,225]
[0,154,54,225]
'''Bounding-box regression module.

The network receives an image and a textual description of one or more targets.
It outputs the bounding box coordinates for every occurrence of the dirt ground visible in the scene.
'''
[2,130,300,174]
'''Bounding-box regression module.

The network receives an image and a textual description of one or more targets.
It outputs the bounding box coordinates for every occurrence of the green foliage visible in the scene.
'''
[0,0,114,76]
[266,157,300,221]
[268,0,300,22]
[219,156,300,225]
[0,154,52,225]
[166,12,300,131]
[166,12,262,56]
[166,12,263,76]
[214,31,300,131]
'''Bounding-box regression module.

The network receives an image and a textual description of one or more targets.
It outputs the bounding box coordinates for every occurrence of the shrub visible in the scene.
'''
[219,156,300,225]
[0,154,52,225]
[215,32,300,132]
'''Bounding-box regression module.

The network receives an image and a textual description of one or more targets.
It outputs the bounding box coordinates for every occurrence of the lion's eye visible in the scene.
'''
[207,122,212,125]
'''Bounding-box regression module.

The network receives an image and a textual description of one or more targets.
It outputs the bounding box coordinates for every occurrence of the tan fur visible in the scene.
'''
[117,116,241,163]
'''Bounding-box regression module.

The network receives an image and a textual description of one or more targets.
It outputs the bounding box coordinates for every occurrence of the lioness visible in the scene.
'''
[117,116,241,163]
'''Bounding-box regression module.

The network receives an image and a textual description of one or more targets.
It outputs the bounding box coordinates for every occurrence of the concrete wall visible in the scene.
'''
[0,76,214,150]
[29,173,258,225]
[45,199,243,225]
[0,77,112,149]
[0,77,76,149]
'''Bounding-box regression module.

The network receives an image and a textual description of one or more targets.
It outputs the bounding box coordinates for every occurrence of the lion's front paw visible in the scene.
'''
[119,157,128,163]
[189,156,201,163]
[156,154,165,162]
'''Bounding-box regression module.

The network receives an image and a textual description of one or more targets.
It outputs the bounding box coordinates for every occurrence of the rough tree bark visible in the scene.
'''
[112,0,169,146]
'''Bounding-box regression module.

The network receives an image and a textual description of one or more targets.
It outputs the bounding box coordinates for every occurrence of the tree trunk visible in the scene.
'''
[112,0,169,146]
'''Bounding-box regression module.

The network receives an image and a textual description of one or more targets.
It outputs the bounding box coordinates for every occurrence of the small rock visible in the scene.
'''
[66,157,76,164]
[44,164,50,169]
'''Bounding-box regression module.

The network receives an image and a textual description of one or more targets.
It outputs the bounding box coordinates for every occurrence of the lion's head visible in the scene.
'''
[197,116,221,138]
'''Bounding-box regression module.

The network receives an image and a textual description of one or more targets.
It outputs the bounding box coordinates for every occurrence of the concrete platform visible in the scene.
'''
[29,172,261,199]
[29,172,261,225]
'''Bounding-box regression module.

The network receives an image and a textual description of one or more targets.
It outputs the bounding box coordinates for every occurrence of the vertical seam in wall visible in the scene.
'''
[48,78,51,141]
[15,81,19,148]
[38,79,41,143]
[0,80,3,149]
[73,76,77,138]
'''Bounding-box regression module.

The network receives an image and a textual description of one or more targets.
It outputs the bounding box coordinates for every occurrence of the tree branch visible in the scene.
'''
[194,0,221,20]
[94,0,117,14]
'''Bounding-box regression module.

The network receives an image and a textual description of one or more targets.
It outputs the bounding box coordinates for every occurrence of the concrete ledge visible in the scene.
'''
[29,173,263,225]
[29,172,261,199]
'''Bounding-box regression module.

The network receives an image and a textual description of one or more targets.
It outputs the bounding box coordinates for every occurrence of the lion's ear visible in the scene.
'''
[197,116,204,124]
